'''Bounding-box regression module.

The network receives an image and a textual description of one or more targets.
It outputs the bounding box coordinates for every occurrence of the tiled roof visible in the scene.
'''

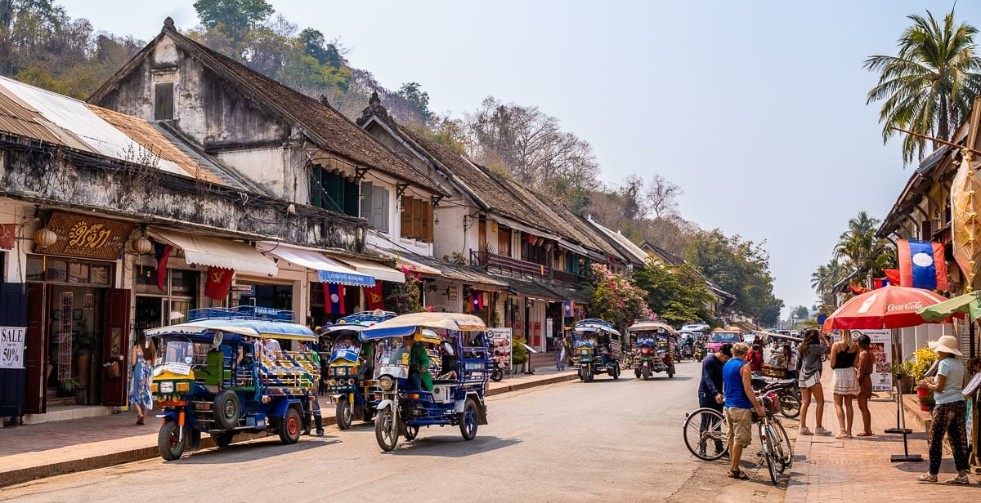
[91,21,446,196]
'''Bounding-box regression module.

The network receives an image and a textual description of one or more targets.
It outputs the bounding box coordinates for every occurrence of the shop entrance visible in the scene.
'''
[24,256,131,413]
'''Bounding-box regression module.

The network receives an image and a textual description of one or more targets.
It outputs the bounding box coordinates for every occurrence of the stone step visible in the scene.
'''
[21,405,115,426]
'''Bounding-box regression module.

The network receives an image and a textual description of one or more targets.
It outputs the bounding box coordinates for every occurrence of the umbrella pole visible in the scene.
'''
[889,329,923,462]
[885,331,912,435]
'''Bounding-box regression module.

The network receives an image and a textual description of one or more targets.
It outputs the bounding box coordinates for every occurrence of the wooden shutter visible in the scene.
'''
[423,200,433,242]
[372,186,389,233]
[360,181,373,222]
[101,289,131,406]
[25,283,46,413]
[154,83,174,121]
[0,283,27,417]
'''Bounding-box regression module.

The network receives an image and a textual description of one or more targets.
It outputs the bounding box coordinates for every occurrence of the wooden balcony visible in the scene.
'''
[470,250,581,285]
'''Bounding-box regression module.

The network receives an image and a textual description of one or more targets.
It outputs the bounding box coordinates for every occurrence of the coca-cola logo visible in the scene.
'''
[886,302,923,312]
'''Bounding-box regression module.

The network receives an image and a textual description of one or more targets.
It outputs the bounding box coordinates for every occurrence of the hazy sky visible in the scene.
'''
[64,0,979,317]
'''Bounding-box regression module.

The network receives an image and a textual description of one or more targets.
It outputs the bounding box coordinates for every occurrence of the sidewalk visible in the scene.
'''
[0,368,576,488]
[784,372,980,502]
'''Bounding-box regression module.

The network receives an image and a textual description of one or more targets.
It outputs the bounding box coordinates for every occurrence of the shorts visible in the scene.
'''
[725,407,753,447]
[799,370,821,389]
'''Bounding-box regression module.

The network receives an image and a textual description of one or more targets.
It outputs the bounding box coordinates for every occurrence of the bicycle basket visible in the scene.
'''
[763,392,780,415]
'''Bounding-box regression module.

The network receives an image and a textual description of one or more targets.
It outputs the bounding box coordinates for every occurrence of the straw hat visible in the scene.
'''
[928,335,963,356]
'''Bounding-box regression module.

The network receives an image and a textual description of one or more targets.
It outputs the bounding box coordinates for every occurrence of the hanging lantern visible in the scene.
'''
[131,236,153,255]
[33,227,56,248]
[33,227,57,273]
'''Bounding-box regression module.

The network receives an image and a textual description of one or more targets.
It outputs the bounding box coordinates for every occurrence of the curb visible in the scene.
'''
[0,373,574,488]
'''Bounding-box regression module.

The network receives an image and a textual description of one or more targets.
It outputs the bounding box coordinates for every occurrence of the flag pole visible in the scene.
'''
[890,127,981,156]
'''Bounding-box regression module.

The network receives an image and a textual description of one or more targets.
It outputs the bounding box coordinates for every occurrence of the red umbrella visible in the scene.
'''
[822,285,952,330]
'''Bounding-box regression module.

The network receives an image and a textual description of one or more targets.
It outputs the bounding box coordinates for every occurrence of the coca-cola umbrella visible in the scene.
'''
[822,285,952,331]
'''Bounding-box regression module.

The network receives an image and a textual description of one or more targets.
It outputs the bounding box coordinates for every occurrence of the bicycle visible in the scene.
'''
[756,383,794,485]
[683,406,729,461]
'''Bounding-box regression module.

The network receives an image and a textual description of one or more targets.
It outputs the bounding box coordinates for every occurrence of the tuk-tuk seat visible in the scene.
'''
[205,350,224,387]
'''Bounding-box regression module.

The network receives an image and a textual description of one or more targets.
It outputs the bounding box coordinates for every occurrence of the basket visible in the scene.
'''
[763,392,780,415]
[761,365,786,378]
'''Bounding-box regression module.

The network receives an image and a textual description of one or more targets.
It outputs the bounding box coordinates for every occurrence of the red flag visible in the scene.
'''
[848,285,867,295]
[153,241,172,291]
[204,267,234,300]
[325,283,345,315]
[365,281,384,310]
[0,224,15,250]
[883,269,900,286]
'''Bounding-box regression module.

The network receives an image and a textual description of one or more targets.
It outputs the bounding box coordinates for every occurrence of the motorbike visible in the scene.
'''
[693,344,705,362]
[491,360,504,382]
[752,376,801,419]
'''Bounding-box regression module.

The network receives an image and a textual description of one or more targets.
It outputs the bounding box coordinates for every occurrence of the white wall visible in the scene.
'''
[218,148,289,199]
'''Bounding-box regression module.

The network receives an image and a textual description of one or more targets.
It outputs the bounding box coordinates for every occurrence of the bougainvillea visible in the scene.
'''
[586,263,652,329]
[386,267,425,314]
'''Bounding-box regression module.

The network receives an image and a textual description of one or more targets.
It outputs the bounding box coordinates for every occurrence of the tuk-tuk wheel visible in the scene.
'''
[404,424,419,440]
[362,405,374,423]
[157,420,185,461]
[634,368,641,378]
[459,399,478,441]
[336,397,353,430]
[668,365,676,378]
[611,364,620,380]
[375,406,399,452]
[211,431,233,449]
[278,407,302,445]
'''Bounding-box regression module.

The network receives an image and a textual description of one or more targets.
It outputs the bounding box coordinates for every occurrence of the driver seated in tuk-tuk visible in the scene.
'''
[438,335,457,380]
[408,340,434,392]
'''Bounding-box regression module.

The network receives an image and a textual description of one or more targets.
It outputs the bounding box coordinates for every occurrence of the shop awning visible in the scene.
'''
[258,243,375,287]
[151,228,278,276]
[395,255,443,276]
[329,255,405,284]
[494,216,560,242]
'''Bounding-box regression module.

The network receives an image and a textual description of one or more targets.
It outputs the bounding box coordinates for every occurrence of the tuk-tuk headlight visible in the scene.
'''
[176,382,190,392]
[159,381,174,393]
[150,383,159,393]
[379,375,394,391]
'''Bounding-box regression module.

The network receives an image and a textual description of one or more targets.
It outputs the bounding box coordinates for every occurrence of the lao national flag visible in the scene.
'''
[897,239,948,291]
[563,300,574,317]
[470,292,483,311]
[325,283,345,315]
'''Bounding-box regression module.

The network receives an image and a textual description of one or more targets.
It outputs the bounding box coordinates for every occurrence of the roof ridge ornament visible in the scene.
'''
[163,17,175,30]
[357,90,393,127]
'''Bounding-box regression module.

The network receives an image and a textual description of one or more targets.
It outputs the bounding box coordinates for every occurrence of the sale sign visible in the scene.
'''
[0,326,26,369]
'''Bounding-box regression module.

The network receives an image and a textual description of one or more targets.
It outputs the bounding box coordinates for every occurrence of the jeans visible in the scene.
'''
[929,401,969,475]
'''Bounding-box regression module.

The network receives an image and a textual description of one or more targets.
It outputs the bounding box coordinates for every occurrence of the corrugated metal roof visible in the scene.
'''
[0,83,91,150]
[586,216,649,264]
[0,76,185,176]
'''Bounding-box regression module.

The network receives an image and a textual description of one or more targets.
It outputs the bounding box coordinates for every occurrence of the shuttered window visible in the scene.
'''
[361,182,389,233]
[154,83,174,121]
[399,196,432,242]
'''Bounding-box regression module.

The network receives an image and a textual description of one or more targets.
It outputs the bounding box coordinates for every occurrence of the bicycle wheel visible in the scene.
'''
[773,419,793,470]
[683,408,728,461]
[759,422,778,485]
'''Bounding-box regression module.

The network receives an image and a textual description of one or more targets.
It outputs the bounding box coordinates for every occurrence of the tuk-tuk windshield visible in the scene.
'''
[574,333,599,348]
[375,337,410,369]
[329,333,362,364]
[710,332,741,344]
[155,338,210,375]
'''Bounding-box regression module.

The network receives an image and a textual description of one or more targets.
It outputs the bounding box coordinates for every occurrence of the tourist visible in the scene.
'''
[723,343,766,480]
[830,331,860,439]
[916,336,970,484]
[129,334,156,426]
[855,335,874,437]
[798,329,832,436]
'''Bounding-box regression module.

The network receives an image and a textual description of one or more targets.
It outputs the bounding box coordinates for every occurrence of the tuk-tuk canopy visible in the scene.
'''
[361,312,486,340]
[145,318,316,342]
[627,321,678,335]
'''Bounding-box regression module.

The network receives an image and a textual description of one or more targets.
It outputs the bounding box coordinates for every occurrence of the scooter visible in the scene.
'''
[491,360,504,382]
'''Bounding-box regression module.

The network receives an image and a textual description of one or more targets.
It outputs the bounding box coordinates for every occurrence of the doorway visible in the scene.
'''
[47,286,105,406]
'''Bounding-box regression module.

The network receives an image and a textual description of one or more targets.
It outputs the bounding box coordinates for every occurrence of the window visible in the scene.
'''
[399,196,432,242]
[26,256,114,285]
[360,182,390,233]
[310,167,359,217]
[154,82,174,121]
[134,267,199,331]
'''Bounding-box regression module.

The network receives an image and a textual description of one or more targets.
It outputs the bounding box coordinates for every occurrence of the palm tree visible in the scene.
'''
[865,9,981,163]
[834,212,896,281]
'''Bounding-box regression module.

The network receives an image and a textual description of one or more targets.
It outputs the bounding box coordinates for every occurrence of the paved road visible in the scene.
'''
[2,360,793,503]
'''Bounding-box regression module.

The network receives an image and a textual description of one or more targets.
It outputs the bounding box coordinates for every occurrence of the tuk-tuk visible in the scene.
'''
[318,310,396,429]
[571,318,622,382]
[706,328,743,354]
[145,307,317,461]
[628,321,678,379]
[362,312,491,452]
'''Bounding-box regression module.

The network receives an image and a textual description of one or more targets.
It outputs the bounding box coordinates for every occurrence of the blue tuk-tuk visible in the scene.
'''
[318,310,396,429]
[362,312,491,452]
[146,307,317,460]
[572,318,622,381]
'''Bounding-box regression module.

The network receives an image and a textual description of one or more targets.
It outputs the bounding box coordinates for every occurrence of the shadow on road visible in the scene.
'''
[386,435,521,458]
[171,436,339,465]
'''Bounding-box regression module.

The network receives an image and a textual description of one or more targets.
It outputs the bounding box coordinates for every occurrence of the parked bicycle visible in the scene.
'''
[683,407,728,461]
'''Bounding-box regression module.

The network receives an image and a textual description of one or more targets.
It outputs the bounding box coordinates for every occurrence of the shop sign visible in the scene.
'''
[488,327,512,370]
[39,212,133,260]
[0,326,26,369]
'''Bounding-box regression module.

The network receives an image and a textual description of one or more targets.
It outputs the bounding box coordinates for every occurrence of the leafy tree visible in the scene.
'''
[297,27,344,68]
[397,82,431,123]
[633,260,716,328]
[865,8,981,163]
[193,0,273,43]
[793,305,810,320]
[833,211,895,281]
[585,263,651,330]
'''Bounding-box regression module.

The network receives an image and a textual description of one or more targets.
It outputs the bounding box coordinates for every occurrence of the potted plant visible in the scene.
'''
[512,336,529,373]
[57,377,77,397]
[891,360,915,393]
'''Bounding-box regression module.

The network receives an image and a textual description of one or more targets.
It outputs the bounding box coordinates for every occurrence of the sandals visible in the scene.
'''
[945,474,970,485]
[728,469,750,480]
[855,432,875,437]
[136,415,145,426]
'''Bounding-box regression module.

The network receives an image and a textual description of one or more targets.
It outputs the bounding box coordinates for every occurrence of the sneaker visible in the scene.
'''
[916,473,938,483]
[815,427,832,436]
[800,427,813,436]
[945,474,970,485]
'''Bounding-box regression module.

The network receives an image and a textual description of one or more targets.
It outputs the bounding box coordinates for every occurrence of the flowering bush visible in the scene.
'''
[586,264,652,328]
[386,268,424,314]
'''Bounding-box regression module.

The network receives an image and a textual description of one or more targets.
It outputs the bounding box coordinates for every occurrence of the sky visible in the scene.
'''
[64,0,980,318]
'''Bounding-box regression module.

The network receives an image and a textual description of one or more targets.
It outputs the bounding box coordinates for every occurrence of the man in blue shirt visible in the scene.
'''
[723,342,765,480]
[697,343,733,456]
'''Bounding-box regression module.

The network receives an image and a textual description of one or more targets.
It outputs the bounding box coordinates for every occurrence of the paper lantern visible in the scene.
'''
[33,227,56,248]
[131,236,153,255]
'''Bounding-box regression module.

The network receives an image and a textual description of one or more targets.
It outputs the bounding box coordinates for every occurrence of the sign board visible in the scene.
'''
[487,327,512,370]
[38,212,133,260]
[0,327,26,369]
[850,329,892,392]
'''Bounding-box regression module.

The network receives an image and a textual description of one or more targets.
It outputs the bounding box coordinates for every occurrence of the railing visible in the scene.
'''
[470,250,581,285]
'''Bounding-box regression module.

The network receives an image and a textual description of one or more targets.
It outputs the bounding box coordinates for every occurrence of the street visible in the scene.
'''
[1,360,791,503]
